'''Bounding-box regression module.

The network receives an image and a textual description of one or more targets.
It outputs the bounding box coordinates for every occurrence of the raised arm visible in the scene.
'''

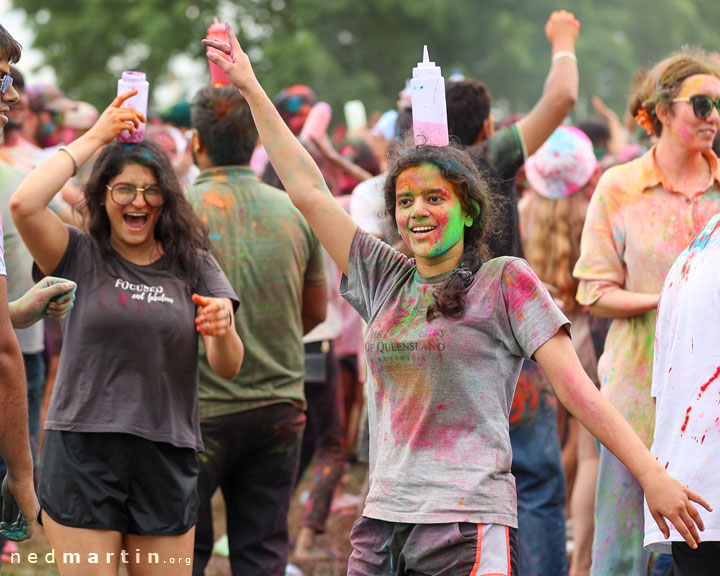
[203,24,357,276]
[10,91,145,274]
[517,10,579,157]
[535,332,711,549]
[591,95,627,156]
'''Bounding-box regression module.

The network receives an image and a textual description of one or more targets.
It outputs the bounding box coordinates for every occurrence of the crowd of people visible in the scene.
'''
[0,7,719,576]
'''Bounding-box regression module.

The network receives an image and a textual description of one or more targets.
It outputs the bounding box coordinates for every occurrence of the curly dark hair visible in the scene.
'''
[629,48,720,136]
[384,144,494,321]
[83,140,213,282]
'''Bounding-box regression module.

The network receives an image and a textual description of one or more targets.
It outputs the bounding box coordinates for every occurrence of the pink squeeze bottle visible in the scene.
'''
[411,46,449,146]
[299,102,332,142]
[117,71,149,143]
[206,18,232,87]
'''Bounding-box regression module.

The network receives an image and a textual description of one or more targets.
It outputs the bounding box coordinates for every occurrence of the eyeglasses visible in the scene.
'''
[672,95,720,120]
[0,74,13,95]
[106,183,165,207]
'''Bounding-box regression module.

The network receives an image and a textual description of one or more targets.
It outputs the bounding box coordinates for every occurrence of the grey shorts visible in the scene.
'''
[348,516,518,576]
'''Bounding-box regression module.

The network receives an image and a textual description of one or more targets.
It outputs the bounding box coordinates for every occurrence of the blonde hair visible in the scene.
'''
[522,193,587,314]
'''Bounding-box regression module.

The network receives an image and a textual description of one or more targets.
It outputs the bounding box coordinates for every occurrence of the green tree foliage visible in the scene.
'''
[14,0,720,121]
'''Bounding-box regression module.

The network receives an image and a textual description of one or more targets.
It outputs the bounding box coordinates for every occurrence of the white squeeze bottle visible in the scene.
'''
[411,46,449,146]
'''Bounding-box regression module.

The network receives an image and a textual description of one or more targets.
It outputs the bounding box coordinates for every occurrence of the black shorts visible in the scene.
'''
[39,430,198,535]
[672,541,720,576]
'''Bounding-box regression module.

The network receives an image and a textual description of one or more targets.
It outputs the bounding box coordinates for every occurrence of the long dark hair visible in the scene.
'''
[384,144,494,321]
[83,140,212,282]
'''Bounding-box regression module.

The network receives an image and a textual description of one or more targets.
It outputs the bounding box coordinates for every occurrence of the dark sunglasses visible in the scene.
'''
[672,95,720,119]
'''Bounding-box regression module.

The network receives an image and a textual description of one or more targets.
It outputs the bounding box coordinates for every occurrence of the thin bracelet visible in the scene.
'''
[58,146,78,177]
[552,50,577,64]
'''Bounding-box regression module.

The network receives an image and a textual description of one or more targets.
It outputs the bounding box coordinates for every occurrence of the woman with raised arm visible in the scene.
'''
[574,49,720,576]
[10,90,243,576]
[205,26,710,575]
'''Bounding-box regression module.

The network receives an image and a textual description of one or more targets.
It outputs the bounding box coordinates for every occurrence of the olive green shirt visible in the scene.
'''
[187,166,325,418]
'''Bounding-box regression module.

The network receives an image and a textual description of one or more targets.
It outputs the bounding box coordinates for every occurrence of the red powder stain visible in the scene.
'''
[504,264,540,315]
[118,292,128,307]
[436,403,453,410]
[664,461,669,469]
[681,406,693,434]
[510,364,541,426]
[698,366,720,399]
[702,434,706,445]
[680,259,691,280]
[669,367,673,373]
[204,191,227,209]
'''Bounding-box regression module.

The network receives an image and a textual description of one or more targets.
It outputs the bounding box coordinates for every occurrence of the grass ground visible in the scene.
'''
[2,461,367,576]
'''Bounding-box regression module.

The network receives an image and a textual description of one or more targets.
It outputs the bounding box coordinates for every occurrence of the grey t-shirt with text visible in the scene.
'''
[41,226,237,451]
[341,230,569,527]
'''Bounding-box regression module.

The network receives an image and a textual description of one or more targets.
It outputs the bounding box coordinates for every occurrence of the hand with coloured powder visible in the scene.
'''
[193,294,234,337]
[9,277,77,329]
[0,473,39,542]
[545,10,580,52]
[193,294,243,380]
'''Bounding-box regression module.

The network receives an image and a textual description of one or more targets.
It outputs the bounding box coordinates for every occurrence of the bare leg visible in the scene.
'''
[42,512,122,576]
[570,425,599,576]
[125,527,195,576]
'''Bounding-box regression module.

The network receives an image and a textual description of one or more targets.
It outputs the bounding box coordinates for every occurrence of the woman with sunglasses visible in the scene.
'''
[9,90,244,575]
[574,49,720,576]
[204,26,711,575]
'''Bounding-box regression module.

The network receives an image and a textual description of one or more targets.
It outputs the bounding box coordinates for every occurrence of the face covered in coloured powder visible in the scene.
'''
[395,163,467,265]
[667,74,720,152]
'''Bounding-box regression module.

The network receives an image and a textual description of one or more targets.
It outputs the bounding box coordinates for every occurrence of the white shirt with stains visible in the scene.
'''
[645,212,720,551]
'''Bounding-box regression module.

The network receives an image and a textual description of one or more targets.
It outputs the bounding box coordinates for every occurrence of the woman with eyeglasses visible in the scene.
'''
[574,48,720,576]
[9,90,244,575]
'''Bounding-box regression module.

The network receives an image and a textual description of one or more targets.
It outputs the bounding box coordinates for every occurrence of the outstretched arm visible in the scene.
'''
[203,24,357,276]
[9,277,77,329]
[535,331,711,549]
[517,10,579,157]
